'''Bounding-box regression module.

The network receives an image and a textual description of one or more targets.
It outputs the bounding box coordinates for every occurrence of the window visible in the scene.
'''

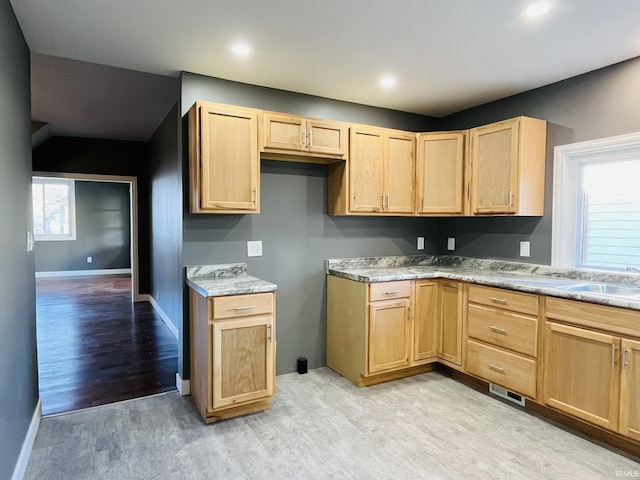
[552,132,640,271]
[32,177,76,241]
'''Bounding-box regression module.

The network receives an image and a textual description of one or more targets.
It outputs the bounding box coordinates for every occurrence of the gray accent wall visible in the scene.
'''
[437,57,640,264]
[0,2,38,479]
[179,73,440,375]
[35,181,131,272]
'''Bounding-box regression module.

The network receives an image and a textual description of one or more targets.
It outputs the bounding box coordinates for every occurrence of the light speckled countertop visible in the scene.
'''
[186,263,277,297]
[327,255,640,311]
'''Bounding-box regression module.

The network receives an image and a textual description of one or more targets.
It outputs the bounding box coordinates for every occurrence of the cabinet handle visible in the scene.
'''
[385,291,401,295]
[308,130,313,148]
[509,191,514,208]
[488,325,506,334]
[386,194,390,208]
[623,347,629,368]
[487,363,504,373]
[302,129,307,148]
[419,196,424,210]
[234,305,256,311]
[612,344,617,368]
[381,194,385,209]
[267,324,272,342]
[489,297,507,304]
[252,187,257,204]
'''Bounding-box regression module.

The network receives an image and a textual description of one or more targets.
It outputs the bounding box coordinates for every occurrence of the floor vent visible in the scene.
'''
[489,384,526,407]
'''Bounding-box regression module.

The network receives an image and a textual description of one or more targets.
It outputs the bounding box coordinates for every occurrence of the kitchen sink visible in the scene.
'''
[562,283,640,299]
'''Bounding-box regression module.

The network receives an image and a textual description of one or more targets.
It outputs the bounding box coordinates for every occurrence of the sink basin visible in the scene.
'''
[562,283,640,299]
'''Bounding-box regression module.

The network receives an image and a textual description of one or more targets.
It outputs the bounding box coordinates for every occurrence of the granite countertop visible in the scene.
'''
[326,255,640,311]
[186,263,277,297]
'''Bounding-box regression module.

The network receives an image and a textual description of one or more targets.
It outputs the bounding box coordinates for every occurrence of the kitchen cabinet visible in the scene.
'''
[416,131,466,215]
[261,112,348,161]
[368,297,411,374]
[469,116,546,216]
[188,101,260,214]
[189,289,276,423]
[543,297,640,438]
[438,280,464,367]
[413,280,439,363]
[349,125,416,215]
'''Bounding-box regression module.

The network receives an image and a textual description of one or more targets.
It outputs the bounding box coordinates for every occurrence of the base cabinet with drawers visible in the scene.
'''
[189,289,276,423]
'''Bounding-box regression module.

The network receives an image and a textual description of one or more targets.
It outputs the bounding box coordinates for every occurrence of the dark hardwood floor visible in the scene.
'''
[36,274,178,416]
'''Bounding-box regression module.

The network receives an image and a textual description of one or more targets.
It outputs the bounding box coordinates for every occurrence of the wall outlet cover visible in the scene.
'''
[417,237,425,250]
[520,241,531,257]
[247,240,263,257]
[87,256,93,263]
[447,237,455,251]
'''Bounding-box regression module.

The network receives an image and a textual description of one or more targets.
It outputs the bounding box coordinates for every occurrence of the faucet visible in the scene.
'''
[626,266,640,273]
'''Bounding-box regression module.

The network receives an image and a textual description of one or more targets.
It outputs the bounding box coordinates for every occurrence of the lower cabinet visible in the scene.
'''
[438,281,464,367]
[368,298,411,374]
[620,339,640,441]
[189,289,276,423]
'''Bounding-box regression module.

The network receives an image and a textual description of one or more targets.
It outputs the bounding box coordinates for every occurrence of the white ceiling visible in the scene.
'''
[11,0,640,141]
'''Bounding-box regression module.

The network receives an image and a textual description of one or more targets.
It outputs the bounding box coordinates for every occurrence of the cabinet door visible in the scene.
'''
[413,280,438,363]
[438,281,463,366]
[198,104,259,212]
[211,315,274,410]
[469,119,519,214]
[349,127,384,213]
[620,338,640,441]
[543,322,620,430]
[307,120,347,157]
[384,131,416,214]
[416,132,465,215]
[368,299,410,374]
[262,113,306,152]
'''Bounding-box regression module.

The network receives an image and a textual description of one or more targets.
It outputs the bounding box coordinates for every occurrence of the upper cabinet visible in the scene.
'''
[416,131,466,215]
[469,116,546,216]
[349,125,415,215]
[189,101,260,214]
[261,112,348,161]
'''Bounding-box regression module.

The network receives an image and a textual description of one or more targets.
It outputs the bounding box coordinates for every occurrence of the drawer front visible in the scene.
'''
[369,281,411,302]
[212,292,274,320]
[467,304,538,357]
[468,284,538,316]
[466,340,537,398]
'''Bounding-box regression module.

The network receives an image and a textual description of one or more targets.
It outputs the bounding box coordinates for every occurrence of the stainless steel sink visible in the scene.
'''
[562,283,640,298]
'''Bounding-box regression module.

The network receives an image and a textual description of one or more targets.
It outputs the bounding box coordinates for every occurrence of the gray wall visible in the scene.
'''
[437,57,640,263]
[35,181,131,272]
[0,2,38,479]
[180,73,440,375]
[148,103,183,367]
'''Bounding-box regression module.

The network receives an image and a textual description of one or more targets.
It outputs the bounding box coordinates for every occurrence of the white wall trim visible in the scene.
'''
[35,268,132,278]
[176,373,191,396]
[147,295,179,340]
[11,399,42,480]
[552,131,640,267]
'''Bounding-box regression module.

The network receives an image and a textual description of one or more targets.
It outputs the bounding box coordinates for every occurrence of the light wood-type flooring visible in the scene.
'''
[36,274,178,416]
[25,368,640,479]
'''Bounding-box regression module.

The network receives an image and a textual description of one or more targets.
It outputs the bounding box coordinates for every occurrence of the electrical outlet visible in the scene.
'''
[447,237,455,251]
[87,256,93,263]
[247,240,263,257]
[26,231,34,252]
[417,237,425,250]
[156,291,160,301]
[520,241,531,257]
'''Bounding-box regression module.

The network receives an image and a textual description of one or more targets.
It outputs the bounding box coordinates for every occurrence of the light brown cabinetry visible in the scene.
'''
[465,285,539,399]
[413,280,439,363]
[349,126,415,214]
[368,297,411,374]
[469,116,546,216]
[188,101,260,214]
[416,131,466,215]
[189,289,276,423]
[543,297,640,439]
[261,112,348,161]
[438,281,464,367]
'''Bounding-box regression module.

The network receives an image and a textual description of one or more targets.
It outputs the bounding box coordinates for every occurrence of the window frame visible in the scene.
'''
[552,131,640,269]
[32,176,77,242]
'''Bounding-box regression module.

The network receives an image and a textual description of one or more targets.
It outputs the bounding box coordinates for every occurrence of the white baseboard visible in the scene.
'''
[35,268,132,278]
[176,373,191,396]
[12,399,42,480]
[147,295,179,340]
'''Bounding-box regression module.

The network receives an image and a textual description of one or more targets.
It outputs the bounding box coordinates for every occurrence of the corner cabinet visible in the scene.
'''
[469,116,546,216]
[188,101,260,214]
[438,280,464,367]
[189,289,276,423]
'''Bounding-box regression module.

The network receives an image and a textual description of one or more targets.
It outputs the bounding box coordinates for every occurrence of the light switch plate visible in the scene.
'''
[520,241,531,257]
[247,240,263,257]
[447,237,455,251]
[417,237,425,250]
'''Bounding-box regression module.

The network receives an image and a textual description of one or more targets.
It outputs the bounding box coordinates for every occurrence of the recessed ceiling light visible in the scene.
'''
[380,77,397,88]
[525,2,551,17]
[231,43,251,56]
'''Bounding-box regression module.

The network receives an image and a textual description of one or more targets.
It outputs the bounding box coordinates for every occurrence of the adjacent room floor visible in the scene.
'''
[25,368,640,479]
[36,274,178,416]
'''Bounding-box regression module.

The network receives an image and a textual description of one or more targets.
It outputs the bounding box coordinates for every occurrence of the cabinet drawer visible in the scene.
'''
[466,339,536,398]
[211,293,274,320]
[468,284,538,315]
[369,281,411,302]
[467,304,538,357]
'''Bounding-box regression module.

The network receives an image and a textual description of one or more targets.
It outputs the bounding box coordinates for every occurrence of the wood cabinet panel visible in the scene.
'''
[619,338,640,441]
[368,299,411,374]
[369,280,411,301]
[349,127,385,212]
[439,281,463,366]
[467,304,538,357]
[413,280,439,363]
[212,292,274,319]
[385,132,415,213]
[262,113,305,152]
[307,120,348,156]
[468,284,538,316]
